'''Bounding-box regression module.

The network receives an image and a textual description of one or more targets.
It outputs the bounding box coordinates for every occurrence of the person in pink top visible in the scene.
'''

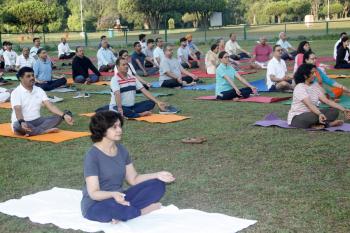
[251,36,272,69]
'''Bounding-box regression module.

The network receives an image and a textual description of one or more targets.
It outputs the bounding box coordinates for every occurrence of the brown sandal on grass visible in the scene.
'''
[181,137,207,144]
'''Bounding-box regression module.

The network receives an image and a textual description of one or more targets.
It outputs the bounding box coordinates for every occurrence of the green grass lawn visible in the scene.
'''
[0,39,350,232]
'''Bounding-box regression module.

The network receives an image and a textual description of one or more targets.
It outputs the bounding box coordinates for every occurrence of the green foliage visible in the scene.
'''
[321,3,344,18]
[3,0,61,33]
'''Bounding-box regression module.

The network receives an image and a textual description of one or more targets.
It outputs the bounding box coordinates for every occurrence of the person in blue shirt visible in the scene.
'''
[303,51,350,99]
[33,48,66,91]
[131,42,158,77]
[216,51,258,100]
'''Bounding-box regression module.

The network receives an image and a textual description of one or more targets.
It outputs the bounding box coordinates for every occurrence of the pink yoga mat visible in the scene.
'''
[195,95,291,103]
[328,66,350,71]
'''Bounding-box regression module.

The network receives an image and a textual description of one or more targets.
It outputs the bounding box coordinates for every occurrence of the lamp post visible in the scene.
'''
[326,0,330,21]
[80,0,84,32]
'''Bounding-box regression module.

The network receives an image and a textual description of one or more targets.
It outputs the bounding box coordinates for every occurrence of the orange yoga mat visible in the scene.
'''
[0,102,11,109]
[328,74,350,79]
[0,123,90,143]
[92,81,110,86]
[79,112,96,117]
[133,114,190,123]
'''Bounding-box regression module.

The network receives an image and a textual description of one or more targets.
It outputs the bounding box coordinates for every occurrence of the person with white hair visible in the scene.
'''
[276,32,297,60]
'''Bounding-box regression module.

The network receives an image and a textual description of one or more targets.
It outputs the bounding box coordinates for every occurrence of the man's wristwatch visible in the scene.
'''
[62,110,73,119]
[18,119,25,124]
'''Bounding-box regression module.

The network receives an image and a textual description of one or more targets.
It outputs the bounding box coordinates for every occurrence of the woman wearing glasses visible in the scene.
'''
[215,51,258,100]
[303,51,350,99]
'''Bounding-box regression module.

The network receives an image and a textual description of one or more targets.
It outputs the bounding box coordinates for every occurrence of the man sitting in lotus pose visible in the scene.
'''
[11,67,74,136]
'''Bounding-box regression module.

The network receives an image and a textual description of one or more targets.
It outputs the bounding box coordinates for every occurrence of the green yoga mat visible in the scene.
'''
[136,93,173,97]
[3,76,18,81]
[282,96,350,108]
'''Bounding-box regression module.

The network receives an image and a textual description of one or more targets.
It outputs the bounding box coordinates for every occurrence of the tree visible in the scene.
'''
[183,0,226,29]
[4,0,60,33]
[118,0,180,32]
[289,0,311,22]
[265,1,289,23]
[321,2,344,19]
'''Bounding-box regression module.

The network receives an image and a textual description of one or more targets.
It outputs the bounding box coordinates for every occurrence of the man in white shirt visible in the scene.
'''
[334,32,349,61]
[153,37,165,67]
[30,37,41,59]
[139,33,147,54]
[266,45,294,91]
[3,42,17,72]
[144,39,157,68]
[97,40,117,72]
[0,41,7,69]
[11,67,74,136]
[225,33,250,60]
[58,38,75,59]
[177,37,199,69]
[16,47,35,70]
[0,86,10,103]
[276,32,297,60]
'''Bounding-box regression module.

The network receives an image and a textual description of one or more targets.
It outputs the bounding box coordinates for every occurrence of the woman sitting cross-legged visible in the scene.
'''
[216,51,258,100]
[288,64,350,129]
[81,111,175,223]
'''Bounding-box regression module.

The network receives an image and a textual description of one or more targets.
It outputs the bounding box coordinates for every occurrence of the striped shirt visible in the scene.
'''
[110,73,143,107]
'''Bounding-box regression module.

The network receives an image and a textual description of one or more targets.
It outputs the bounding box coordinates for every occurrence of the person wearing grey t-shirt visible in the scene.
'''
[81,111,175,223]
[159,44,199,88]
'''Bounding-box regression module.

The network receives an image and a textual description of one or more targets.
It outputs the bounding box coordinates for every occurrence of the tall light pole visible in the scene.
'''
[80,0,84,32]
[327,0,330,21]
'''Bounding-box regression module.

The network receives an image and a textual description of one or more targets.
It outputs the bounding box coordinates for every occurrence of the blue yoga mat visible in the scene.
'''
[151,81,215,91]
[249,79,271,92]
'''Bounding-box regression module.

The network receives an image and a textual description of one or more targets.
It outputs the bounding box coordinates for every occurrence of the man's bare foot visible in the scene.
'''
[233,97,240,102]
[141,202,161,216]
[139,111,152,117]
[44,128,60,134]
[329,120,344,127]
[111,219,119,224]
[311,124,325,130]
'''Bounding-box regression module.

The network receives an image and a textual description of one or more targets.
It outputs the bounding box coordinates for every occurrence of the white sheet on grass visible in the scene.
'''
[0,187,257,233]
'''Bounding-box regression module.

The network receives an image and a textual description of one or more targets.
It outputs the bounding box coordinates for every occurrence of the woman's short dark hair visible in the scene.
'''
[294,63,316,85]
[90,111,124,142]
[338,36,349,49]
[302,51,315,64]
[218,51,227,59]
[297,41,311,54]
[211,43,218,51]
[119,49,128,57]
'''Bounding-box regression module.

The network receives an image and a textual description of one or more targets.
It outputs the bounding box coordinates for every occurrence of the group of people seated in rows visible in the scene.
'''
[2,30,350,225]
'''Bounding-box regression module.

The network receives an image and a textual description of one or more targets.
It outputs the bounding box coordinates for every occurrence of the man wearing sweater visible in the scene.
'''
[72,46,100,84]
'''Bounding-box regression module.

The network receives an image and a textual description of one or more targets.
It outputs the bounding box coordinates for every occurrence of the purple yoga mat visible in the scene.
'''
[254,113,350,132]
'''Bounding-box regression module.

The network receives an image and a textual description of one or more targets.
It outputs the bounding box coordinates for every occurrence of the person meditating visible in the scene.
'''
[11,67,74,136]
[109,58,168,118]
[216,51,258,100]
[81,110,175,223]
[303,51,350,99]
[288,64,350,129]
[335,36,350,69]
[205,44,219,74]
[72,46,100,84]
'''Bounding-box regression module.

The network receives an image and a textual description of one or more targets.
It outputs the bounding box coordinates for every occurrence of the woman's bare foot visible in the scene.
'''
[311,124,325,130]
[111,219,119,224]
[44,128,60,134]
[139,111,152,117]
[329,120,344,127]
[141,202,161,216]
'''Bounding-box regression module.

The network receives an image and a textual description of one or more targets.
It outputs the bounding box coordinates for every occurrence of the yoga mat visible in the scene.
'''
[0,187,257,233]
[238,70,257,75]
[190,70,215,78]
[327,66,350,71]
[136,93,174,97]
[92,81,111,86]
[133,114,190,123]
[86,90,111,95]
[151,81,215,91]
[254,113,350,132]
[0,123,90,143]
[79,112,95,117]
[195,96,291,103]
[317,56,335,62]
[48,87,76,93]
[249,79,271,92]
[0,102,11,109]
[328,74,350,79]
[3,76,18,81]
[59,71,114,77]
